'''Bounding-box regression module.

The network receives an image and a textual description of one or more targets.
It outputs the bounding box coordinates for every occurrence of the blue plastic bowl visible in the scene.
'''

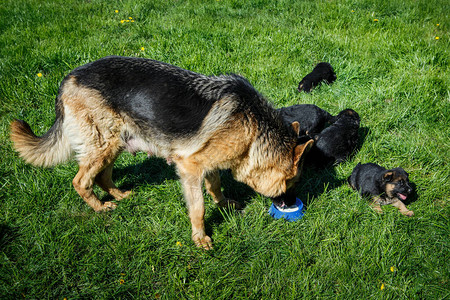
[269,198,304,222]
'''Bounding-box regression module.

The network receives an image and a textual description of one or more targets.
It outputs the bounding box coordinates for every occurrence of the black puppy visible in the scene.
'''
[308,109,360,166]
[348,163,414,217]
[277,104,334,136]
[298,62,337,93]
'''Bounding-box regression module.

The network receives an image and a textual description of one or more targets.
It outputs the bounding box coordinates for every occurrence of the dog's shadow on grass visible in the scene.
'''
[205,170,258,228]
[96,156,178,203]
[0,224,19,253]
[112,156,178,192]
[112,156,256,205]
[112,158,255,231]
[297,166,346,208]
[357,126,370,151]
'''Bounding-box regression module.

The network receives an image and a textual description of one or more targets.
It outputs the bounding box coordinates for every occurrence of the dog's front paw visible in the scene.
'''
[117,189,132,200]
[193,235,213,250]
[218,198,242,210]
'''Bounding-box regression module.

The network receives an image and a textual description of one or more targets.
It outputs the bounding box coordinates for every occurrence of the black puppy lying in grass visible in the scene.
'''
[278,105,360,166]
[298,62,337,93]
[310,109,360,165]
[348,163,414,217]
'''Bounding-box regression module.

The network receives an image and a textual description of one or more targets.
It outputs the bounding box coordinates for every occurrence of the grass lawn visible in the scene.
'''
[0,0,449,298]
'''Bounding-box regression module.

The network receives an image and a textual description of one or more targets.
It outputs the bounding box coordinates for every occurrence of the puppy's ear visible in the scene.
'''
[383,171,394,182]
[291,121,300,136]
[401,168,409,178]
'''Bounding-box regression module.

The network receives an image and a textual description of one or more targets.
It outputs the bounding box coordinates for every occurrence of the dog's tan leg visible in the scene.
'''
[204,171,242,210]
[73,165,116,212]
[177,162,212,250]
[73,148,120,212]
[95,162,131,201]
[391,200,414,217]
[370,197,383,214]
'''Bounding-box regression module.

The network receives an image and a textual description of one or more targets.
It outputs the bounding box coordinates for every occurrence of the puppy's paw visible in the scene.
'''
[370,203,383,214]
[404,210,414,217]
[193,235,213,250]
[217,198,242,210]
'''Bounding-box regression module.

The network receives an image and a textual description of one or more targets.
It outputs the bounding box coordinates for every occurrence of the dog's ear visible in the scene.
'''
[291,121,300,136]
[293,139,314,166]
[383,171,394,182]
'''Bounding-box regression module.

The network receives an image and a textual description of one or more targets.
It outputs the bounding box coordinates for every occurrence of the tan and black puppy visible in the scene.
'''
[10,56,314,249]
[348,163,414,217]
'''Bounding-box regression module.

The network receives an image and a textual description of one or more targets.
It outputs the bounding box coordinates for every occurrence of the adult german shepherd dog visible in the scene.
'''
[10,56,313,249]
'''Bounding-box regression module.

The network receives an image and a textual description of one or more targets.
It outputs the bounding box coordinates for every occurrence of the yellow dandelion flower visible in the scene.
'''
[126,20,130,22]
[374,19,379,22]
[435,36,440,40]
[436,23,439,26]
[390,266,395,272]
[176,241,182,247]
[119,279,125,284]
[129,17,133,20]
[351,10,355,13]
[120,20,125,23]
[115,10,119,13]
[141,47,145,51]
[380,283,385,290]
[37,73,43,77]
[131,20,135,23]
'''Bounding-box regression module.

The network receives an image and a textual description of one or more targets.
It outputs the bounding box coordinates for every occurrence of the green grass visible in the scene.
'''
[1,0,449,298]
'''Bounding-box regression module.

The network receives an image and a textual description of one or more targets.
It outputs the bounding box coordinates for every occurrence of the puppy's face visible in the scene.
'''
[297,80,313,93]
[327,72,337,83]
[335,109,360,128]
[383,168,413,201]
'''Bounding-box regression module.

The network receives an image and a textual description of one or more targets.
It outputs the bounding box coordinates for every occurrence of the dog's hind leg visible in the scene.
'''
[391,200,414,217]
[95,160,131,201]
[204,171,242,210]
[73,149,120,212]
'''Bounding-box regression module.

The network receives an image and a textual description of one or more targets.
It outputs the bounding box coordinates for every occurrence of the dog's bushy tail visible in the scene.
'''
[10,117,72,167]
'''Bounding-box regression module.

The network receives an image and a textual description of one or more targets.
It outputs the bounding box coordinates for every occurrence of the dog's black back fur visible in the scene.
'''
[297,62,337,93]
[71,56,290,139]
[71,56,213,136]
[277,104,334,135]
